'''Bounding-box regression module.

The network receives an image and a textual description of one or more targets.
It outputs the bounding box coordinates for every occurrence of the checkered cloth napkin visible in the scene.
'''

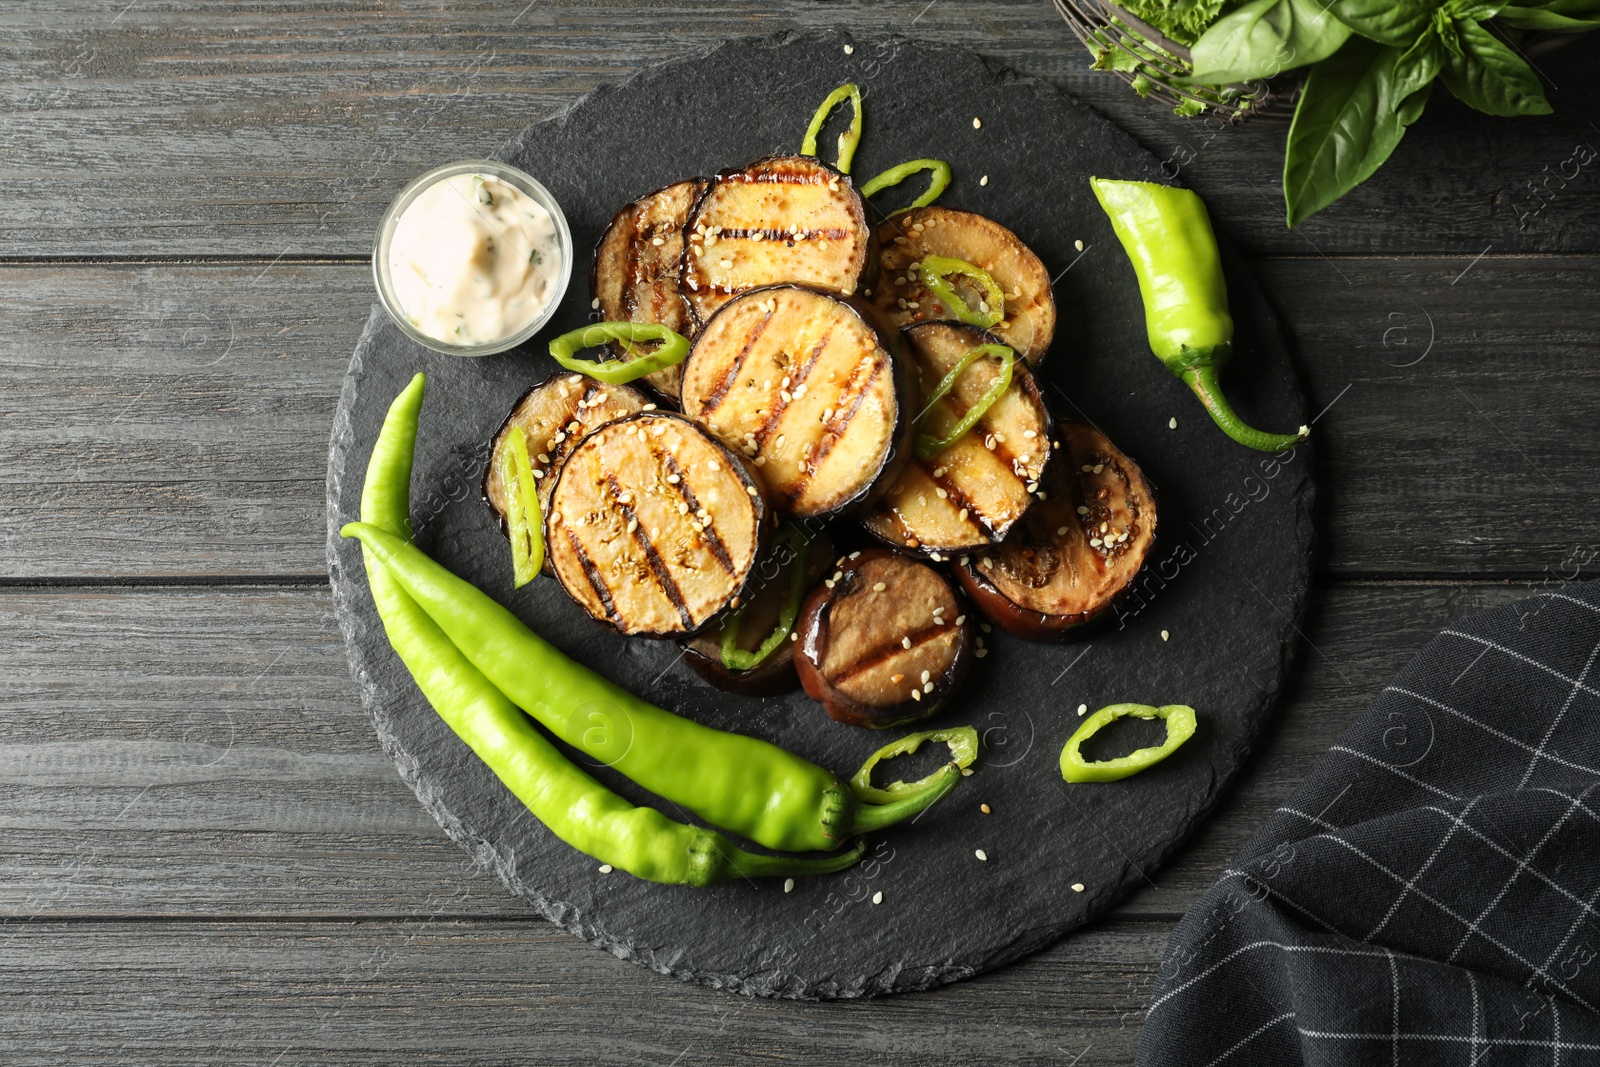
[1138,580,1600,1065]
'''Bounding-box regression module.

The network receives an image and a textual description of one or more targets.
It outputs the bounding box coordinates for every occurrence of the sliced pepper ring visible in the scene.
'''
[1060,703,1197,783]
[919,253,1005,329]
[850,726,979,804]
[914,342,1015,461]
[548,322,691,385]
[719,524,811,672]
[500,426,544,588]
[859,158,952,217]
[800,82,863,175]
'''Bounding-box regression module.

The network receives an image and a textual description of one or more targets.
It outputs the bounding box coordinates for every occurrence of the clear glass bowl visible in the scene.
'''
[372,159,574,357]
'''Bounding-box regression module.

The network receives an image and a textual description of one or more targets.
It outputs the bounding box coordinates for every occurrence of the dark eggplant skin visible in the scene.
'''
[794,548,975,729]
[680,529,835,696]
[679,283,917,524]
[545,411,772,640]
[952,420,1158,642]
[588,176,709,405]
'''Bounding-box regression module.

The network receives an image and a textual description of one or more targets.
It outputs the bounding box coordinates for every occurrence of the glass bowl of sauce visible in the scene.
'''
[373,160,573,356]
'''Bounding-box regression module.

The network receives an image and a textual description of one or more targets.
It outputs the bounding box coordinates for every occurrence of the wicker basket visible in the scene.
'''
[1052,0,1298,123]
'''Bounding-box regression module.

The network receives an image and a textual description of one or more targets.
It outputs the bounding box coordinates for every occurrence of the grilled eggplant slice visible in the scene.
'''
[547,412,767,637]
[680,155,872,328]
[861,322,1054,556]
[591,178,708,400]
[482,374,650,573]
[680,285,912,521]
[682,529,835,696]
[795,549,974,729]
[956,420,1156,641]
[869,207,1056,365]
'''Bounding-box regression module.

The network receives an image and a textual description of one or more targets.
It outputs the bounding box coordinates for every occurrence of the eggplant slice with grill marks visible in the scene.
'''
[795,549,975,729]
[591,177,709,401]
[682,529,835,696]
[956,420,1157,641]
[869,206,1056,366]
[679,155,872,329]
[547,412,767,637]
[679,285,913,522]
[482,374,650,572]
[861,322,1054,557]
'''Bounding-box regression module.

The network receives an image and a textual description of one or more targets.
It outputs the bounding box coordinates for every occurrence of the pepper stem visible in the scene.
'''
[1181,365,1309,453]
[713,835,868,883]
[848,763,962,834]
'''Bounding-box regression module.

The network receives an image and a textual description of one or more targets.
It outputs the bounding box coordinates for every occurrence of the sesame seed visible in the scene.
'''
[980,803,992,814]
[666,473,680,484]
[1071,883,1085,893]
[891,673,905,684]
[921,670,931,683]
[651,236,665,246]
[677,502,689,515]
[1026,482,1038,493]
[598,864,613,873]
[911,689,923,701]
[1161,630,1171,642]
[907,301,920,310]
[972,116,982,129]
[975,648,988,658]
[746,486,757,496]
[849,551,861,559]
[1077,506,1089,515]
[923,682,934,694]
[626,518,638,533]
[979,175,989,187]
[872,890,883,904]
[844,43,854,54]
[1074,239,1085,252]
[1081,464,1093,473]
[1169,417,1178,430]
[902,636,913,649]
[1056,526,1069,535]
[1078,704,1088,716]
[980,623,991,633]
[936,487,948,499]
[590,298,600,310]
[1090,538,1102,548]
[958,508,969,521]
[790,631,799,642]
[1100,522,1109,533]
[956,614,968,626]
[932,467,947,478]
[825,579,836,589]
[784,877,796,893]
[873,582,887,592]
[975,849,988,861]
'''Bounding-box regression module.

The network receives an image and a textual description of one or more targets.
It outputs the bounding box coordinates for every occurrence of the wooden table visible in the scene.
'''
[3,3,1595,1062]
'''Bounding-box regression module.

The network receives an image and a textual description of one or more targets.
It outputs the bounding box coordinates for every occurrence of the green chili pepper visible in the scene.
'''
[914,342,1015,461]
[720,525,809,672]
[851,727,980,805]
[500,426,543,588]
[858,159,952,217]
[340,521,967,852]
[354,376,862,884]
[1059,703,1197,784]
[1091,178,1309,453]
[800,82,863,175]
[918,254,1006,329]
[548,322,690,385]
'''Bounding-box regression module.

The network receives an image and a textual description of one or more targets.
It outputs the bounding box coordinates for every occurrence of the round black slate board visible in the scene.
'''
[326,31,1314,999]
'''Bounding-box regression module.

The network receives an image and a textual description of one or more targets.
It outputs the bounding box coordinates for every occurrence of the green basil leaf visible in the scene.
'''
[1284,38,1417,227]
[1495,0,1600,28]
[1186,0,1353,83]
[1327,0,1441,46]
[1440,18,1552,115]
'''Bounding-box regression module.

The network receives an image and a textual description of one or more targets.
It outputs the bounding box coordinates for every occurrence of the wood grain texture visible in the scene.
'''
[0,580,1552,921]
[3,258,1595,579]
[0,2,1596,259]
[0,917,1159,1065]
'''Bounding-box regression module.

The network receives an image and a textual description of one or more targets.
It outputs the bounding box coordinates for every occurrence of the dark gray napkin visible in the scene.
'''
[1138,579,1600,1065]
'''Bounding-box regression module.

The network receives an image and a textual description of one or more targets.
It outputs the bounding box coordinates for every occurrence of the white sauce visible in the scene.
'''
[387,172,562,346]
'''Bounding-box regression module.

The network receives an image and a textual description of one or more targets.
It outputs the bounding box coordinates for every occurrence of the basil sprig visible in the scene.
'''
[1184,0,1583,226]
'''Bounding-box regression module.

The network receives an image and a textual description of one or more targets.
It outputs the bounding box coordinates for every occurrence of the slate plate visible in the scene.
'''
[326,30,1315,999]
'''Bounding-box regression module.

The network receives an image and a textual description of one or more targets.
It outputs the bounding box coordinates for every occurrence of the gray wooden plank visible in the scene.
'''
[3,257,1596,580]
[0,917,1160,1065]
[0,580,1559,921]
[1,1,1596,258]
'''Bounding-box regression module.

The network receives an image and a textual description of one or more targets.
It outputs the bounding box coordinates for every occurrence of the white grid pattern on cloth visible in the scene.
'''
[1519,637,1600,789]
[1139,582,1600,1066]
